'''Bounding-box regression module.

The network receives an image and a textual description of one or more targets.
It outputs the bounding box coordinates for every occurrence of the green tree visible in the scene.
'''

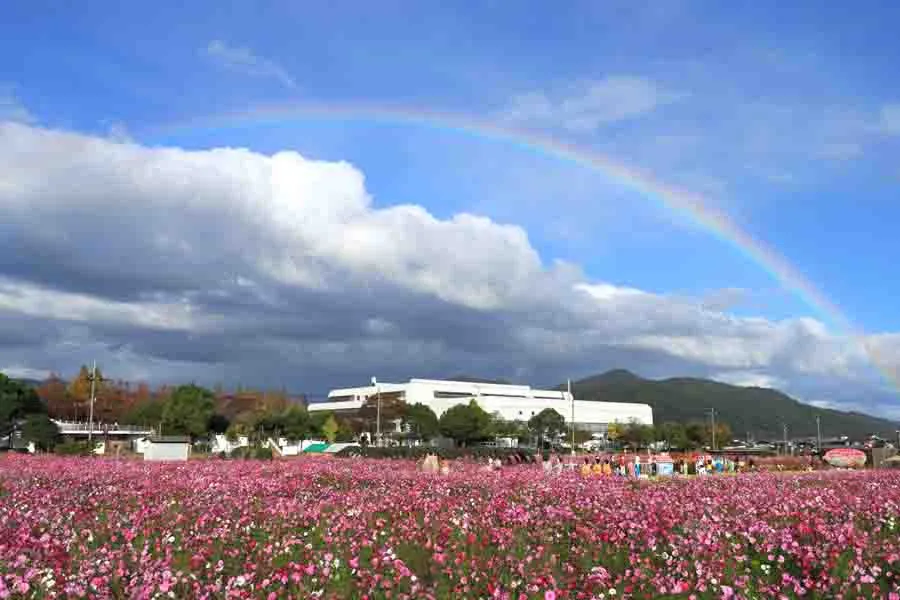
[488,413,527,440]
[321,414,339,443]
[335,418,356,442]
[0,373,44,432]
[161,384,215,440]
[685,421,708,449]
[403,403,439,441]
[620,420,654,449]
[280,405,311,442]
[573,428,595,445]
[710,421,733,451]
[358,392,406,424]
[123,398,164,427]
[655,422,689,449]
[252,409,284,439]
[207,413,230,435]
[309,411,332,438]
[21,414,60,452]
[528,408,567,449]
[225,415,253,442]
[438,400,492,447]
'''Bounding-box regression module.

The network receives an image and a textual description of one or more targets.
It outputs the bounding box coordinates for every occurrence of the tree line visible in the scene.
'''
[3,368,735,452]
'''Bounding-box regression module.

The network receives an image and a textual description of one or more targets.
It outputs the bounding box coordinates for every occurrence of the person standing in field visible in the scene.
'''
[581,457,592,478]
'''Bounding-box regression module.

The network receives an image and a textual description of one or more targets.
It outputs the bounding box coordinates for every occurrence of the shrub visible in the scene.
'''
[252,446,274,460]
[54,441,94,456]
[228,446,252,459]
[227,445,274,460]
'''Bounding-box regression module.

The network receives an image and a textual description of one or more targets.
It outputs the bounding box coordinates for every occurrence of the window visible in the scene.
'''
[433,391,476,399]
[328,395,356,402]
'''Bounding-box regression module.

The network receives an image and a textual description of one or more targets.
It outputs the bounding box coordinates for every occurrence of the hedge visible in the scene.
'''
[333,446,549,461]
[224,446,275,460]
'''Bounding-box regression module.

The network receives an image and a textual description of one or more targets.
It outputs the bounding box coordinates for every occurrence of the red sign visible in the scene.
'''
[824,448,867,468]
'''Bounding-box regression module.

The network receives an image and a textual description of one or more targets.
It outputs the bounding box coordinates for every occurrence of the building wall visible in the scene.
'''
[144,442,190,461]
[310,379,653,428]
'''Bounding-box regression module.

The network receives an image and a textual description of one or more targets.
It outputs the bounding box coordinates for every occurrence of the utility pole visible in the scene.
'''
[707,408,717,452]
[783,422,789,456]
[816,415,822,454]
[568,379,575,456]
[87,361,98,446]
[371,376,381,447]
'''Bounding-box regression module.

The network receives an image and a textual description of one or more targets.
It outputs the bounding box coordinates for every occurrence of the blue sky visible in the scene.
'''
[3,1,900,410]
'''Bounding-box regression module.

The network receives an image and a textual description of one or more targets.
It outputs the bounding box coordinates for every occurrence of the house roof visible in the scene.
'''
[148,436,191,443]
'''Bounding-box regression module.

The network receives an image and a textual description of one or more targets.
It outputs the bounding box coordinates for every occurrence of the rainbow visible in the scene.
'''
[148,102,894,391]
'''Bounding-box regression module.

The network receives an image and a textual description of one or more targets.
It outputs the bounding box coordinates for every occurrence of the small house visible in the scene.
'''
[142,436,191,461]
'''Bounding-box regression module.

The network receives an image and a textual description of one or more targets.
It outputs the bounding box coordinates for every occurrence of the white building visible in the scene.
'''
[140,436,191,461]
[308,378,652,435]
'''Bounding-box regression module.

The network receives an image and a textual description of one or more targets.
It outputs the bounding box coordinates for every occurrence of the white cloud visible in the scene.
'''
[0,121,895,403]
[711,370,783,389]
[0,277,205,332]
[501,76,678,132]
[0,84,35,124]
[882,104,900,135]
[106,121,133,143]
[0,366,51,381]
[700,287,748,312]
[205,40,298,90]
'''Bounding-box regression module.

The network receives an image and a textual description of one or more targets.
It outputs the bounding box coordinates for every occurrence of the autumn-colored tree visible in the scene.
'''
[67,365,99,405]
[38,375,74,420]
[93,381,132,424]
[134,382,152,404]
[606,422,623,444]
[261,390,289,414]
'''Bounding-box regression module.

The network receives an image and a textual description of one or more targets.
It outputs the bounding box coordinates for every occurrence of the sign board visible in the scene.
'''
[656,461,674,476]
[824,448,867,468]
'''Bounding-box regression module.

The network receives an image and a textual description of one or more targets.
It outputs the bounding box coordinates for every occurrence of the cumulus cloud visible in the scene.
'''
[0,121,894,401]
[205,40,298,90]
[501,76,679,133]
[0,84,35,124]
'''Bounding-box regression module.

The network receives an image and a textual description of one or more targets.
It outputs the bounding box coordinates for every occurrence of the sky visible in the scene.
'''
[2,1,900,412]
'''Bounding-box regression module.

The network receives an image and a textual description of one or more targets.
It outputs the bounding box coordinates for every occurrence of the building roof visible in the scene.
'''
[303,443,329,453]
[148,435,191,443]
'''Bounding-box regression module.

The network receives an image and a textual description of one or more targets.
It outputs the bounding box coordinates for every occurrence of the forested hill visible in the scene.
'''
[560,370,897,440]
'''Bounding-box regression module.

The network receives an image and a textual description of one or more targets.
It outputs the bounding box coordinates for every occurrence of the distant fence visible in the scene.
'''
[53,421,154,435]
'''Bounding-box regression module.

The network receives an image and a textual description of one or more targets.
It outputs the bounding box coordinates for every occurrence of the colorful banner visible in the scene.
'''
[824,448,867,468]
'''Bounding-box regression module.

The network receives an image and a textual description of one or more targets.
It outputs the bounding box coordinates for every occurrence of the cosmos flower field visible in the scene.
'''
[3,457,900,599]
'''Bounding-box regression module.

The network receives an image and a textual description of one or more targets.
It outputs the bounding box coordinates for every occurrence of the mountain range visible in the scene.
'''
[563,370,898,441]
